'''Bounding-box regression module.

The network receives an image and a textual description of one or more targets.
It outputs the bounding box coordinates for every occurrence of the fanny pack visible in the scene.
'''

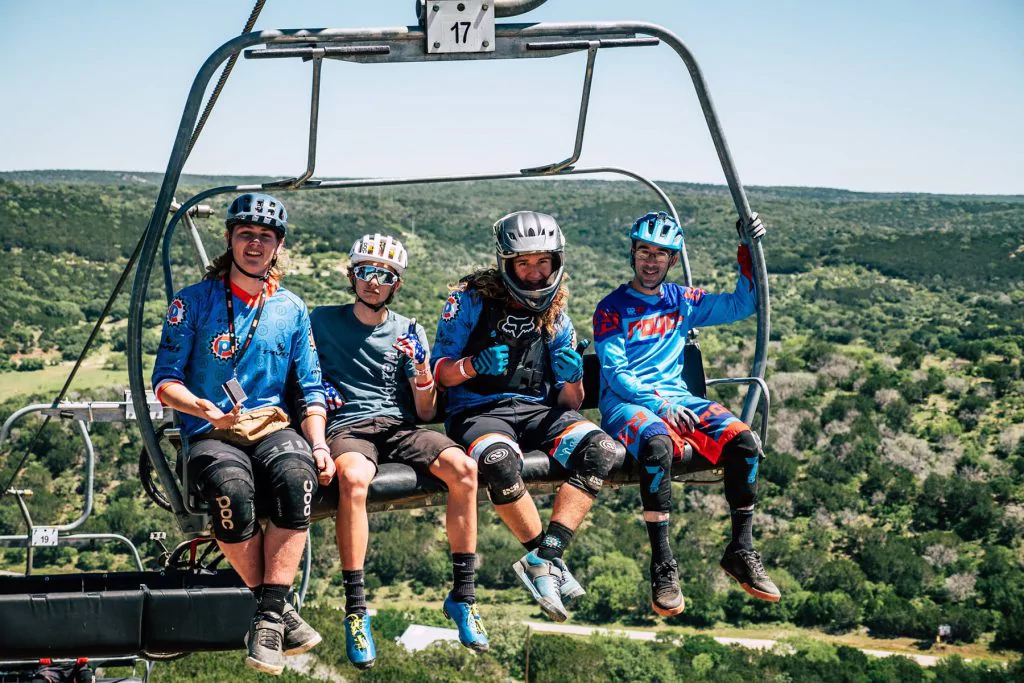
[207,405,290,446]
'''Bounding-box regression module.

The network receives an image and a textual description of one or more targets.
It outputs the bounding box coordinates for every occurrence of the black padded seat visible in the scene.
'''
[0,570,253,658]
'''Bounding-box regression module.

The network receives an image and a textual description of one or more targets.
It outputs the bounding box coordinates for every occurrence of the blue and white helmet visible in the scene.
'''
[225,193,288,237]
[630,211,683,251]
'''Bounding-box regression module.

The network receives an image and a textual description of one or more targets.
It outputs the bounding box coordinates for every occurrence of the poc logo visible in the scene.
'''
[303,480,314,517]
[484,448,509,465]
[215,495,234,530]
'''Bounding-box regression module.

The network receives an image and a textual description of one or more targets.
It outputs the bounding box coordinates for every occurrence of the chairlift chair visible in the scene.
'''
[1,0,771,664]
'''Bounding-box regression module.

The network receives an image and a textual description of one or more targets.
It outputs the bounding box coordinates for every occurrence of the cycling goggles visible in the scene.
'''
[353,264,399,286]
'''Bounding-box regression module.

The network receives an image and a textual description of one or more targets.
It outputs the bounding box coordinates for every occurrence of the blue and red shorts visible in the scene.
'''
[600,394,749,465]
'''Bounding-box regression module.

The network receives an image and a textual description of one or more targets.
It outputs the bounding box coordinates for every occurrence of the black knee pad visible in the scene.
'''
[565,432,618,498]
[639,434,674,513]
[477,442,526,505]
[721,430,761,509]
[265,455,318,531]
[201,464,258,543]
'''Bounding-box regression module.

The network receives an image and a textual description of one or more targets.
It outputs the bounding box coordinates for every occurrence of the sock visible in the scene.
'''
[730,508,755,552]
[646,520,674,565]
[536,521,574,561]
[258,584,290,619]
[451,553,477,604]
[523,532,545,552]
[343,569,367,615]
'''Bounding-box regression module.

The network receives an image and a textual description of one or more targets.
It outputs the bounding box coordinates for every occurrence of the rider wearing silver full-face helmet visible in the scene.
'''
[432,211,618,624]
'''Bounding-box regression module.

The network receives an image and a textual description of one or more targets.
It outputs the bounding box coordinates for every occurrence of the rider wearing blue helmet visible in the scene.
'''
[153,192,333,674]
[593,210,779,617]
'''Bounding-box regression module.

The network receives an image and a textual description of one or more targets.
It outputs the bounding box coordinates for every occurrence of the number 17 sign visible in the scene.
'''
[426,0,496,54]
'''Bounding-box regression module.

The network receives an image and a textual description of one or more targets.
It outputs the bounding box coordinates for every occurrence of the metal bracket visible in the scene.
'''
[265,54,324,190]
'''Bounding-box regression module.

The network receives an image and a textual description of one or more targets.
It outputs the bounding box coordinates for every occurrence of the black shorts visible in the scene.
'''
[447,398,602,469]
[187,428,316,507]
[327,416,460,472]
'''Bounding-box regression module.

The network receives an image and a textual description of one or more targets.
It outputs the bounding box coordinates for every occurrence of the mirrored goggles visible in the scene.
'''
[353,264,399,286]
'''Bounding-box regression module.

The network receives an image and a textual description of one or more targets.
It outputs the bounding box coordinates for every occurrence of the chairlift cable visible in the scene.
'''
[0,228,149,499]
[185,0,268,160]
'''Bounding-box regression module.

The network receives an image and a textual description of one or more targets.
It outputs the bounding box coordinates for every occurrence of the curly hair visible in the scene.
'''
[453,268,569,337]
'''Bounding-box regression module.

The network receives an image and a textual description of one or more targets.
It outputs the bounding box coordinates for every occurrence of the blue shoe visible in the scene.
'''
[552,557,586,608]
[344,613,376,669]
[442,593,489,652]
[512,551,568,622]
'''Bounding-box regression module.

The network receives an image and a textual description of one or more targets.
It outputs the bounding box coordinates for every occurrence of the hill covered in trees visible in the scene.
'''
[0,171,1022,671]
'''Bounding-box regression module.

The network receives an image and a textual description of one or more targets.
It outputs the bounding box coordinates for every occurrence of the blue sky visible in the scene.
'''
[2,1,1021,194]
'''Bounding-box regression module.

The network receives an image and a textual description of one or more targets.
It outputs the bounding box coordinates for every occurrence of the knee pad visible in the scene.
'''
[721,430,760,509]
[477,441,526,506]
[201,464,258,543]
[265,455,318,531]
[566,432,618,498]
[638,434,673,514]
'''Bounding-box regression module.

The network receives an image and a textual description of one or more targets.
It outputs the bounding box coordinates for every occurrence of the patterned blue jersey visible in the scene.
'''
[152,279,326,438]
[593,249,756,416]
[431,287,577,416]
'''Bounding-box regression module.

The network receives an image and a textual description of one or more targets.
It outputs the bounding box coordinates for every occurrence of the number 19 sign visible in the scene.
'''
[426,0,496,54]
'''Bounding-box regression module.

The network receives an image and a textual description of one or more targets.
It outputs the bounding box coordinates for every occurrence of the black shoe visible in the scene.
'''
[245,612,285,675]
[720,548,781,602]
[650,559,685,616]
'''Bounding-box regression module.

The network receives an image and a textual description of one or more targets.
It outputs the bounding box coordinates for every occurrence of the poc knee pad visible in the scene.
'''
[566,432,618,497]
[202,464,258,543]
[477,442,526,505]
[638,433,674,514]
[266,455,318,531]
[722,429,761,509]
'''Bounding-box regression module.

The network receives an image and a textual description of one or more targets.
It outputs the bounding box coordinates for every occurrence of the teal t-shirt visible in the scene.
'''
[309,304,427,433]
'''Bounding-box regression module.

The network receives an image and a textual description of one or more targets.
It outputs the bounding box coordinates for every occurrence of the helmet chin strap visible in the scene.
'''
[355,285,397,312]
[231,254,271,282]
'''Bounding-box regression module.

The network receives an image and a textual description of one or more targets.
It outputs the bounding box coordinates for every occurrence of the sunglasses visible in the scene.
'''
[353,264,399,286]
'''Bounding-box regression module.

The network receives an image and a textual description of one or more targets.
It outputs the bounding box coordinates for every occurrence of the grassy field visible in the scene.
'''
[0,354,154,403]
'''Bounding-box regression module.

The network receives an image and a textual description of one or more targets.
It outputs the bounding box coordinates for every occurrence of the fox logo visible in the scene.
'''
[500,315,535,338]
[626,313,680,342]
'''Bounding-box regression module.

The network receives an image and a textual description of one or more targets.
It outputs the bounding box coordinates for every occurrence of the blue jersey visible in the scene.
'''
[152,279,326,439]
[431,287,577,417]
[593,252,756,416]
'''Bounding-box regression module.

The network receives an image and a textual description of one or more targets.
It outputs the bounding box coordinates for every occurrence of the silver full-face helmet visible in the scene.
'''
[493,210,565,313]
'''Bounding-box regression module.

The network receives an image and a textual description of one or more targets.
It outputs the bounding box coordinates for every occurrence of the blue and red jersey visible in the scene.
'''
[152,279,326,439]
[593,247,757,416]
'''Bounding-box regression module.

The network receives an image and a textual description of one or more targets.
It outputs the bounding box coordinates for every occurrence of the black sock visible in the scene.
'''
[451,553,477,604]
[730,508,755,552]
[646,520,673,565]
[523,532,545,552]
[343,569,367,615]
[258,584,290,619]
[536,521,574,561]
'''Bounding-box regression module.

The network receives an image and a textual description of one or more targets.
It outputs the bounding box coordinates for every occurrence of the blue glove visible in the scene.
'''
[552,346,584,384]
[473,345,509,375]
[393,318,427,364]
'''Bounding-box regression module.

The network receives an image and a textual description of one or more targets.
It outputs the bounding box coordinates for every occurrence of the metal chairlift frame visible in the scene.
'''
[128,13,771,535]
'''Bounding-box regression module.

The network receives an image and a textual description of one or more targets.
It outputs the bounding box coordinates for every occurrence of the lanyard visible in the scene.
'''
[223,277,267,371]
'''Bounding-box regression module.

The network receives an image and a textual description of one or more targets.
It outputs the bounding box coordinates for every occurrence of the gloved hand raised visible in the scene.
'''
[322,380,345,413]
[472,345,509,375]
[736,212,767,241]
[393,318,427,365]
[552,346,584,384]
[658,403,700,434]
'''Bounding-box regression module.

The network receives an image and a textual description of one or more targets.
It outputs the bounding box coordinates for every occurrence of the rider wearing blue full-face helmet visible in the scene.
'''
[593,210,778,617]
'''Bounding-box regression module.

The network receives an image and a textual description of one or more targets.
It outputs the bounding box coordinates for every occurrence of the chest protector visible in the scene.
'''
[462,298,554,401]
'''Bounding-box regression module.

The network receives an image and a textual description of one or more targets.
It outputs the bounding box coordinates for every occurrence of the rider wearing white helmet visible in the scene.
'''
[309,232,487,668]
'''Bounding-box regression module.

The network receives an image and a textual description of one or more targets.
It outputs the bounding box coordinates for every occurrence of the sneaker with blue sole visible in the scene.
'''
[442,593,489,652]
[344,612,376,669]
[552,557,586,608]
[512,550,568,622]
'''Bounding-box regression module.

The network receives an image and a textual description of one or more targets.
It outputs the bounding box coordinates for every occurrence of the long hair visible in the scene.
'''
[204,247,286,287]
[454,268,569,337]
